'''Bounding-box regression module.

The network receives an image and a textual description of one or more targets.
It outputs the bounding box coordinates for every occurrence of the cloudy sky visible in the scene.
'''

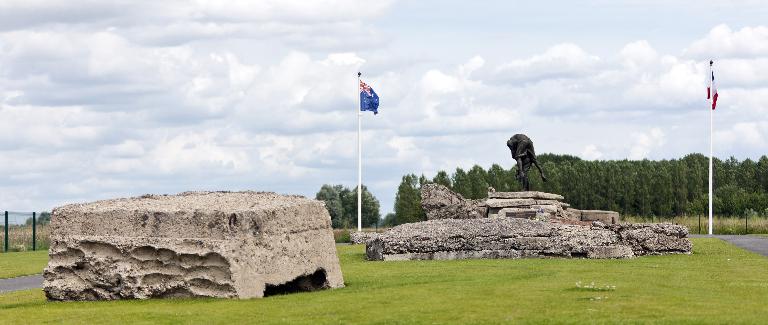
[1,1,768,215]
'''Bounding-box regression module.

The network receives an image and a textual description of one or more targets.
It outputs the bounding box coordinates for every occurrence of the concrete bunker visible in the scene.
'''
[43,191,345,300]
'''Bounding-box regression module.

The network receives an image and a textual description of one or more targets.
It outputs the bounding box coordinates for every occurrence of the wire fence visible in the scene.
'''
[2,211,51,253]
[623,215,768,235]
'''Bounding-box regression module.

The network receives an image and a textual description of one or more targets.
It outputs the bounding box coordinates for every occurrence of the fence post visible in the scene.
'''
[33,212,37,251]
[4,211,7,253]
[745,215,748,235]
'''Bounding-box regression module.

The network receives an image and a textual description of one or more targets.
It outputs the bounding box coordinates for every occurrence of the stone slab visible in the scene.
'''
[486,198,537,208]
[579,210,620,224]
[499,208,537,219]
[535,200,563,206]
[488,192,564,200]
[530,205,560,214]
[43,191,344,301]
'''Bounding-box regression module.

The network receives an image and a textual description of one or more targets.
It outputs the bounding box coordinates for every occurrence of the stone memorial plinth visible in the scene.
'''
[43,191,344,301]
[420,184,622,225]
[486,191,571,220]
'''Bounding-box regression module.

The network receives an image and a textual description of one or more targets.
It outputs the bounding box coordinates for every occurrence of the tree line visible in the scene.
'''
[388,153,768,226]
[315,184,381,229]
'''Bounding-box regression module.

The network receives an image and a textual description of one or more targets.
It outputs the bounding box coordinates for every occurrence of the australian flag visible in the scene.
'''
[360,80,379,115]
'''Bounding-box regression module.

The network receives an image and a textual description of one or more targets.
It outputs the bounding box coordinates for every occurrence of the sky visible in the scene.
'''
[1,1,768,216]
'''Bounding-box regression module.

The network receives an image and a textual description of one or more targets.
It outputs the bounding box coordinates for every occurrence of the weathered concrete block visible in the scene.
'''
[43,191,344,301]
[421,184,487,220]
[614,223,692,255]
[535,199,564,206]
[488,191,564,200]
[531,204,560,215]
[489,207,538,219]
[421,183,465,211]
[579,210,620,224]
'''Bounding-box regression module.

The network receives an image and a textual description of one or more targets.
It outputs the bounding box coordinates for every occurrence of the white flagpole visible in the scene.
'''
[357,72,362,232]
[708,60,714,235]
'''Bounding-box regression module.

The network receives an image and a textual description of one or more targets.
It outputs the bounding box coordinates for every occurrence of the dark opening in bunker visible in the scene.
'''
[263,268,329,297]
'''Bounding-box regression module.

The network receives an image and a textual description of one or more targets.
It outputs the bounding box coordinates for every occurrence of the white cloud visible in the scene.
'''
[581,145,604,160]
[620,40,658,70]
[494,43,600,83]
[629,128,666,160]
[716,121,768,153]
[685,24,768,59]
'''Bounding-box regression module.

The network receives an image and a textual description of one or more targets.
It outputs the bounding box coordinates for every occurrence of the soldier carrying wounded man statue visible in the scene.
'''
[507,134,547,191]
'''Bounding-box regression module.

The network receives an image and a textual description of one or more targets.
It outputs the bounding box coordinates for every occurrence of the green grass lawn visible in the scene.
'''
[0,250,48,279]
[1,239,767,324]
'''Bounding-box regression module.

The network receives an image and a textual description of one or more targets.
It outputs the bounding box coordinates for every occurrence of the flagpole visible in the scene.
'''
[357,72,362,232]
[708,60,714,235]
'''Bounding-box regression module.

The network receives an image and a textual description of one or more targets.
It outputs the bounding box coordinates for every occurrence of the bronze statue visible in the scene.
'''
[507,134,547,191]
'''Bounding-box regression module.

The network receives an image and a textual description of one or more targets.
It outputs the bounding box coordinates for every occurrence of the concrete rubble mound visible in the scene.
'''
[420,184,486,220]
[350,231,380,245]
[366,218,692,261]
[43,191,344,301]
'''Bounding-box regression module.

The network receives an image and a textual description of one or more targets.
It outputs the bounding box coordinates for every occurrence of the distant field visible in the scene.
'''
[0,225,50,252]
[623,215,768,234]
[1,238,767,324]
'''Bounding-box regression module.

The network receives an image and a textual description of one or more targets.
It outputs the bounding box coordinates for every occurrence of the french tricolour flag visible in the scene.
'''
[707,63,718,110]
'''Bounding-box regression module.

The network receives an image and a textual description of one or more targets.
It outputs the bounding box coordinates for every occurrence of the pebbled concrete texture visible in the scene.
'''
[366,218,692,261]
[0,275,43,293]
[43,191,344,301]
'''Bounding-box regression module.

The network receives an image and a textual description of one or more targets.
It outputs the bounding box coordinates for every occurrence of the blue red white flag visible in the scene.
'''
[707,64,718,110]
[360,80,379,115]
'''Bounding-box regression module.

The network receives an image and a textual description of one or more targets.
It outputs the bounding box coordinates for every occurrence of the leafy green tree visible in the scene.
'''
[353,185,381,227]
[467,165,489,199]
[381,213,397,227]
[757,156,768,193]
[452,168,471,198]
[394,174,424,224]
[486,164,508,192]
[315,184,344,228]
[432,170,452,188]
[25,212,51,226]
[316,184,382,228]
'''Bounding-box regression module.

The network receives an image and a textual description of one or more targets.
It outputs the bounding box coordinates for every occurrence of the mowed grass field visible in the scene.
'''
[1,238,767,324]
[0,250,48,279]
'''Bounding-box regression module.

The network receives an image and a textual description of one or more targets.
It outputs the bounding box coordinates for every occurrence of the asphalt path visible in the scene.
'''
[691,234,768,257]
[0,274,43,293]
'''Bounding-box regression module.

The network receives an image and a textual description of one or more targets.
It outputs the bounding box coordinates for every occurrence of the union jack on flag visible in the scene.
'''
[360,80,379,115]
